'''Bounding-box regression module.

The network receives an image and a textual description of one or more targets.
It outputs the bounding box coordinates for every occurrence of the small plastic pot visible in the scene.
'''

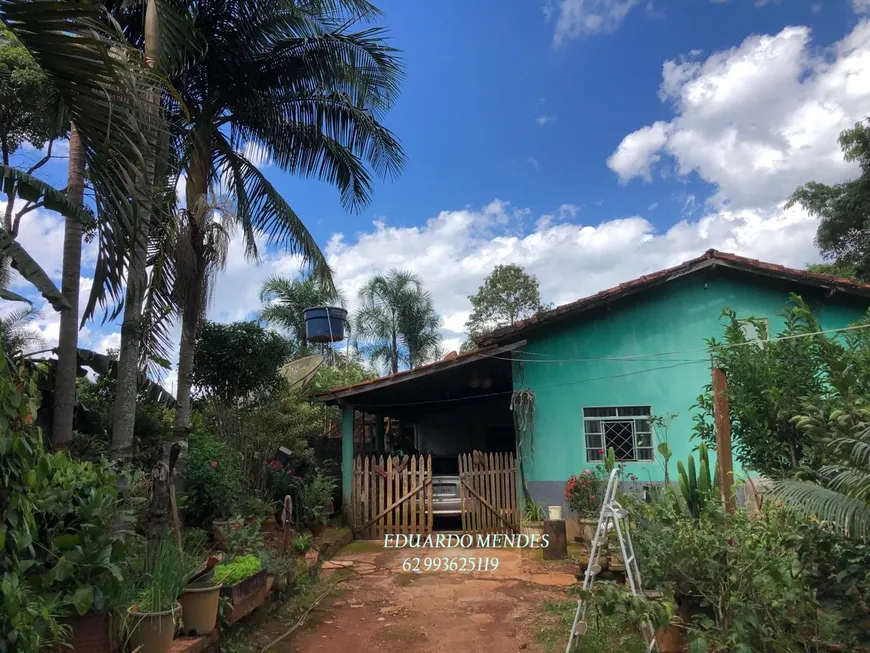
[127,603,179,653]
[179,582,222,636]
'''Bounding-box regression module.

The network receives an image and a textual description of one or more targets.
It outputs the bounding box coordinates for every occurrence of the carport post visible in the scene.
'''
[342,403,354,511]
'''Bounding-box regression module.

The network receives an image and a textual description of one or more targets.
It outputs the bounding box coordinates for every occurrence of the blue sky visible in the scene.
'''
[10,0,870,383]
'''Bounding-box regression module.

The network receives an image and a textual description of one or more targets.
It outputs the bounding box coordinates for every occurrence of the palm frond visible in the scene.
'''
[2,0,165,320]
[0,226,66,311]
[213,141,330,281]
[772,479,870,539]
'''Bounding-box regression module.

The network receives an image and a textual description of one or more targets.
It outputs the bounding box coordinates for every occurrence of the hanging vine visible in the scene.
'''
[511,385,536,495]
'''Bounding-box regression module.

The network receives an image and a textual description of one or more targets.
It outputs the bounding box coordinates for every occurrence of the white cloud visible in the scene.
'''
[854,0,870,14]
[527,156,540,172]
[240,142,271,169]
[607,121,671,182]
[608,21,870,208]
[310,199,822,346]
[547,0,642,45]
[536,115,556,127]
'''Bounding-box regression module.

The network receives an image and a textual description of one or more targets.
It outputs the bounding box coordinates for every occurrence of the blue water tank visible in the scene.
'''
[303,306,348,343]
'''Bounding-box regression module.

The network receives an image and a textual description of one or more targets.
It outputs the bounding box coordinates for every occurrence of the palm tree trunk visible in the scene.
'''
[110,0,160,461]
[51,123,85,448]
[391,330,398,374]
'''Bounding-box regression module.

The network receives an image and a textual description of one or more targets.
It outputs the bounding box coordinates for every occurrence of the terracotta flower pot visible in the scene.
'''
[655,624,687,653]
[61,612,111,653]
[127,603,178,653]
[179,582,222,636]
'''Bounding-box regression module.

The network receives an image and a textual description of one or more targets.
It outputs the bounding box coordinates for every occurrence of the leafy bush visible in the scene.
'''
[30,453,135,617]
[298,470,337,526]
[676,443,718,519]
[565,468,606,518]
[292,534,314,554]
[182,423,245,526]
[213,554,262,585]
[0,358,67,652]
[630,492,836,652]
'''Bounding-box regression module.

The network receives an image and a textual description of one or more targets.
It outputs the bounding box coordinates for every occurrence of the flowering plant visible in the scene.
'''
[264,459,303,503]
[565,467,606,518]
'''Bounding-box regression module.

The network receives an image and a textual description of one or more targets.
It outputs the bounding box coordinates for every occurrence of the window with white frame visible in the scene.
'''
[583,406,653,462]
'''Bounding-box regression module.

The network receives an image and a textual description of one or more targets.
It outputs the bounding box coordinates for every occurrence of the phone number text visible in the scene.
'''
[401,556,499,572]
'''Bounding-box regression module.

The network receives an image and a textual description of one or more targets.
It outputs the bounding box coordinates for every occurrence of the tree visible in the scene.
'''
[51,124,85,447]
[693,297,829,475]
[150,0,404,451]
[464,264,548,342]
[0,304,42,355]
[788,118,870,281]
[259,274,345,348]
[355,269,442,373]
[193,320,295,405]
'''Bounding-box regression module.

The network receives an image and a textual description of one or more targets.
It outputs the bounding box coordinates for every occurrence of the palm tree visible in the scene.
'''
[259,274,345,347]
[0,305,42,355]
[51,124,85,447]
[154,0,404,446]
[355,269,442,374]
[774,425,870,538]
[170,197,232,437]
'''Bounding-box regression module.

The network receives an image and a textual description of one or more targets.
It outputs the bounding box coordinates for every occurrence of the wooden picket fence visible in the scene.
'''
[351,454,433,538]
[458,451,519,535]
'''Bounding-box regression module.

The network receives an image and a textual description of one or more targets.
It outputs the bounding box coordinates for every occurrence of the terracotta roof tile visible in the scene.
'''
[475,249,870,347]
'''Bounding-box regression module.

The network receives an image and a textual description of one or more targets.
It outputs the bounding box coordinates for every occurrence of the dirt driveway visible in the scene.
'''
[276,543,577,653]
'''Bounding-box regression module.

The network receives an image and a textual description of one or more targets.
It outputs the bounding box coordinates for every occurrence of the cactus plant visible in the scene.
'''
[677,443,718,518]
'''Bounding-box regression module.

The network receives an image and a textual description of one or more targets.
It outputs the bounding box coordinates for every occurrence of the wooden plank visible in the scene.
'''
[426,455,433,534]
[509,453,518,530]
[458,455,466,535]
[378,455,385,540]
[401,455,408,534]
[496,453,504,532]
[353,478,432,534]
[386,455,393,535]
[408,456,420,535]
[460,479,517,532]
[486,453,495,533]
[476,452,485,534]
[364,456,370,538]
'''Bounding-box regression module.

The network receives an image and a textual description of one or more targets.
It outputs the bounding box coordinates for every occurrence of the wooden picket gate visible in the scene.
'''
[458,451,519,534]
[351,454,433,538]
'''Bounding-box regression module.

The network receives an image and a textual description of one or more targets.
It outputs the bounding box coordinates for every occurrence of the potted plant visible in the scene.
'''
[298,471,336,537]
[127,537,198,653]
[34,454,135,653]
[565,467,606,543]
[214,554,267,623]
[521,498,546,536]
[256,548,295,595]
[178,580,222,636]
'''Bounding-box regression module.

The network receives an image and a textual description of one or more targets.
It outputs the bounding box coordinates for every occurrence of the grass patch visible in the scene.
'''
[531,599,647,653]
[338,538,384,554]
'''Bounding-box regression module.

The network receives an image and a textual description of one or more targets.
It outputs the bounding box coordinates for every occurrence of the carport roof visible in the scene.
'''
[314,341,524,409]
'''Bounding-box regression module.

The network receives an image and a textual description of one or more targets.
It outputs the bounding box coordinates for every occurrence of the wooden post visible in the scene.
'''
[543,519,567,560]
[712,366,736,516]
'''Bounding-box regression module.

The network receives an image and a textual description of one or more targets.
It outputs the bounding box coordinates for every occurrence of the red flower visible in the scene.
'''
[210,461,218,469]
[598,449,604,455]
[630,474,637,481]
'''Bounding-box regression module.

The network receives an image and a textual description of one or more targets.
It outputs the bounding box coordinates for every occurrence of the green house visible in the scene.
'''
[320,250,870,522]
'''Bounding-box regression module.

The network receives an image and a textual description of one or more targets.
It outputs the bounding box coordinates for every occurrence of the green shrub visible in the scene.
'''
[182,423,245,526]
[630,492,835,652]
[298,470,337,526]
[213,554,262,585]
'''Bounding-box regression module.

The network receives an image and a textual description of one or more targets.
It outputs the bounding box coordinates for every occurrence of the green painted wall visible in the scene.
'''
[515,273,868,485]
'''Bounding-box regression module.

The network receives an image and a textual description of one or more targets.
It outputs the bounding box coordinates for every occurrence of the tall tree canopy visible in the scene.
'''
[788,118,870,281]
[464,264,548,341]
[355,269,442,373]
[193,320,294,405]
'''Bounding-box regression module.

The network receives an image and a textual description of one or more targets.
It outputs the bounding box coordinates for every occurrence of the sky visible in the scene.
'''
[8,0,870,390]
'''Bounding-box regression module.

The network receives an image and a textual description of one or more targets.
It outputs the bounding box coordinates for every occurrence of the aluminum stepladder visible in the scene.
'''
[565,466,658,653]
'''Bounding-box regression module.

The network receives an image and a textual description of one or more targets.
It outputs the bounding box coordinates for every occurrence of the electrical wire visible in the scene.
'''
[488,322,870,364]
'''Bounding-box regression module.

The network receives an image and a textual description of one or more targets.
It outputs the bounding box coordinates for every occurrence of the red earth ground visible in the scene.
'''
[251,543,579,653]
